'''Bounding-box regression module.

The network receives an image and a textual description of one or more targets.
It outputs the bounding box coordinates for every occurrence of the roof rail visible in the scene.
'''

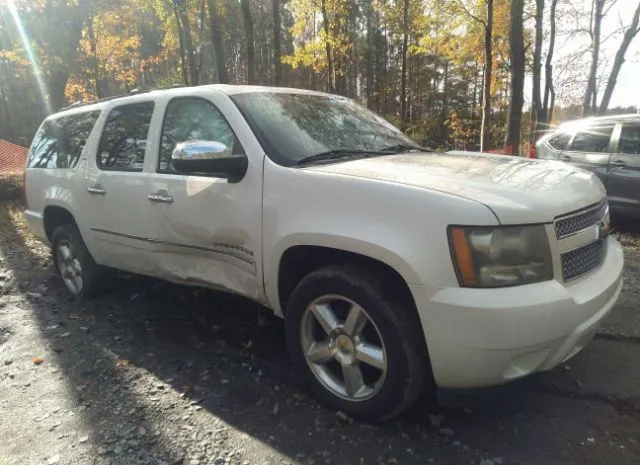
[129,87,152,95]
[57,84,196,112]
[58,88,155,112]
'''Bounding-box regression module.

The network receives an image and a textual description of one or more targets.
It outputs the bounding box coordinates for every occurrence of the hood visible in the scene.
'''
[305,151,606,224]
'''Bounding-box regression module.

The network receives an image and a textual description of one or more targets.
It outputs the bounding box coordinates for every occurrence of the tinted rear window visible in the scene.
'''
[569,125,614,153]
[618,124,640,155]
[28,111,101,169]
[97,102,155,171]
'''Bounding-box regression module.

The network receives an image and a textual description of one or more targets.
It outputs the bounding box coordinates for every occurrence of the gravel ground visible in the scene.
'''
[1,201,640,465]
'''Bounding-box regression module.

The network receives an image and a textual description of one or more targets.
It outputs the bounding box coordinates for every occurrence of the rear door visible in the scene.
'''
[561,123,615,186]
[80,100,159,274]
[606,121,640,216]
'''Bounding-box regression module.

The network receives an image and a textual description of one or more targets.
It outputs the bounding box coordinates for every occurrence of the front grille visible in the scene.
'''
[555,200,608,239]
[561,240,606,280]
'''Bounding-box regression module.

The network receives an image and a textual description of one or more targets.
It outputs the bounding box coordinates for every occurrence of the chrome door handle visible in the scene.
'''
[87,184,106,195]
[611,159,627,168]
[559,155,571,162]
[148,190,174,204]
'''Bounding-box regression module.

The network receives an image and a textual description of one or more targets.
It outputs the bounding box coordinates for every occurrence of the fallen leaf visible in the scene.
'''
[116,359,131,367]
[33,356,44,365]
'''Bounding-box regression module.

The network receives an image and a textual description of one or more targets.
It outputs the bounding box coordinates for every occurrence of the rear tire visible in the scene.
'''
[285,263,434,422]
[51,224,101,300]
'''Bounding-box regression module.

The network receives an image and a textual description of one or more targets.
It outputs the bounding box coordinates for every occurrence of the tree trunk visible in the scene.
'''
[87,18,102,98]
[47,71,69,112]
[505,0,525,155]
[173,5,189,85]
[0,87,15,142]
[583,0,604,116]
[320,0,335,92]
[207,0,228,84]
[599,1,640,113]
[480,0,493,151]
[541,0,558,130]
[365,2,374,107]
[179,8,198,86]
[400,0,409,127]
[530,0,543,143]
[241,0,256,84]
[272,0,282,85]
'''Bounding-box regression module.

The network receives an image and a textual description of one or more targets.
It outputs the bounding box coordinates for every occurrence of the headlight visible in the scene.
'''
[449,225,553,287]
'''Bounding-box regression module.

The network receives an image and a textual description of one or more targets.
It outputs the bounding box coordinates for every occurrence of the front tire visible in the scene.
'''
[51,223,100,300]
[285,264,433,422]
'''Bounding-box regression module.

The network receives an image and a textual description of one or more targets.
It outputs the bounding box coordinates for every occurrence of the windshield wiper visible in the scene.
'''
[295,149,387,166]
[380,143,434,153]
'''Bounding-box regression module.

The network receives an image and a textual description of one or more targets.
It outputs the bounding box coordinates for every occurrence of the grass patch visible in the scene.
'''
[0,173,24,204]
[0,198,43,253]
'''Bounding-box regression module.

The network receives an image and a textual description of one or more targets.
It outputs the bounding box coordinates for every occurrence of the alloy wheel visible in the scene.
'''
[300,294,387,401]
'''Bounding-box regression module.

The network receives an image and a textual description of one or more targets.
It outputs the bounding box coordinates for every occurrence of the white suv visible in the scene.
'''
[24,85,624,422]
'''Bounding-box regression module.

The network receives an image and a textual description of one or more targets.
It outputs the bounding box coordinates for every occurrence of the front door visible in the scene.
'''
[144,94,264,302]
[607,122,640,217]
[81,101,159,275]
[561,123,615,187]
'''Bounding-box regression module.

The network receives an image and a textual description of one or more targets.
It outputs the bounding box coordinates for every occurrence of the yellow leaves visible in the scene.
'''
[33,356,44,365]
[287,0,352,74]
[76,6,143,90]
[0,50,29,66]
[65,77,95,103]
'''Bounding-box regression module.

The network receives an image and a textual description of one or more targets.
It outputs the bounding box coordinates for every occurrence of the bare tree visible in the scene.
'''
[582,0,618,115]
[505,0,525,154]
[400,0,409,127]
[320,0,335,91]
[542,0,558,124]
[598,0,640,113]
[457,0,493,151]
[273,0,282,85]
[530,0,543,143]
[241,0,256,84]
[207,0,228,84]
[178,2,198,86]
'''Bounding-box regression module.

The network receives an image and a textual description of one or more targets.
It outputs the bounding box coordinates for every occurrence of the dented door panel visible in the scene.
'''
[146,173,264,301]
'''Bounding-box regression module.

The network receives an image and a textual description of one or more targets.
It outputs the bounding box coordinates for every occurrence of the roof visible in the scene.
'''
[558,113,640,128]
[0,139,28,173]
[54,84,333,118]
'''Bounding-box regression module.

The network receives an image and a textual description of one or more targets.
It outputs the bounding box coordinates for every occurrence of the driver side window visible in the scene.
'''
[158,97,244,172]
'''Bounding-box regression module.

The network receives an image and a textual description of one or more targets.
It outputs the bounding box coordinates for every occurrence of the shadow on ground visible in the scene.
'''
[2,201,640,465]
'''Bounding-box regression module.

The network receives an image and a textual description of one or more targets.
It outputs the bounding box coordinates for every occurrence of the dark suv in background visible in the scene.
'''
[536,114,640,219]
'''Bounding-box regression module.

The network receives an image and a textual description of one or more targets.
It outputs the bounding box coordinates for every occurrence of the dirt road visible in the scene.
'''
[1,202,639,465]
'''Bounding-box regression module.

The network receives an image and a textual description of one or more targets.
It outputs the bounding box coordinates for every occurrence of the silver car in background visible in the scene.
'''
[536,114,640,219]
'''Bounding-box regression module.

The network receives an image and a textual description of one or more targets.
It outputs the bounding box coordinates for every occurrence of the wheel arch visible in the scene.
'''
[43,205,79,241]
[269,235,422,317]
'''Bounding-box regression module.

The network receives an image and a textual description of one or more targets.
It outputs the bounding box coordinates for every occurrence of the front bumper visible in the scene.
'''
[410,236,624,388]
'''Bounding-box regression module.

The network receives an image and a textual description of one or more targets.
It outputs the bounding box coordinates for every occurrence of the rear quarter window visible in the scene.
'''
[28,111,101,169]
[568,125,614,153]
[547,131,572,150]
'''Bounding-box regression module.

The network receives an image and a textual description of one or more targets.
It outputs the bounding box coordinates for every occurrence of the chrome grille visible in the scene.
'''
[555,200,608,239]
[561,240,606,280]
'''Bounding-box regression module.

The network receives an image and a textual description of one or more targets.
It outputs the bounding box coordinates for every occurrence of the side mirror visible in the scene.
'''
[171,140,248,182]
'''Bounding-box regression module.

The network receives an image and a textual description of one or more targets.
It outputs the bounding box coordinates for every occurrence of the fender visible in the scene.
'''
[265,232,422,316]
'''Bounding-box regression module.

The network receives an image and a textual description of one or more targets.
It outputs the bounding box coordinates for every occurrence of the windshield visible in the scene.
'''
[230,92,421,166]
